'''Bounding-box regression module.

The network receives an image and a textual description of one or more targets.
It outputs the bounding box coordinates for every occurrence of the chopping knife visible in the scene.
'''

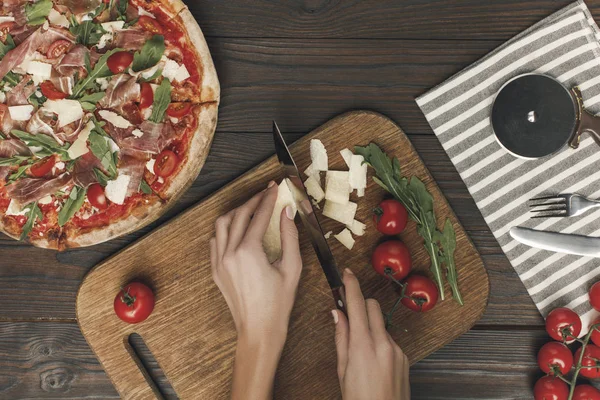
[510,227,600,257]
[272,121,348,315]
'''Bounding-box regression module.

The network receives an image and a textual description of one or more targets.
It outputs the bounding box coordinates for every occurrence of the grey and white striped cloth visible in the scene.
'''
[416,0,600,329]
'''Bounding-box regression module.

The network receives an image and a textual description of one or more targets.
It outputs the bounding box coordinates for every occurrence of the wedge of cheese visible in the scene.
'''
[349,154,367,191]
[262,180,298,263]
[346,219,366,236]
[325,171,350,204]
[304,175,325,203]
[334,228,355,250]
[340,148,353,168]
[310,139,328,171]
[323,200,357,226]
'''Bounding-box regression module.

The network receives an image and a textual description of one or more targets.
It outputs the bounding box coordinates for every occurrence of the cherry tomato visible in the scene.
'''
[87,183,108,210]
[107,51,134,74]
[139,82,154,110]
[575,345,600,379]
[373,199,408,235]
[137,16,164,34]
[401,275,438,312]
[114,282,155,324]
[371,240,411,281]
[591,317,600,347]
[153,150,179,178]
[537,342,573,376]
[29,156,55,178]
[590,282,600,311]
[47,39,71,59]
[534,376,569,400]
[545,308,582,342]
[40,81,68,100]
[573,385,600,400]
[166,102,192,118]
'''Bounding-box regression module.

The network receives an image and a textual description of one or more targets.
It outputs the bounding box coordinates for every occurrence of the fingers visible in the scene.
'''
[225,190,265,253]
[343,268,370,340]
[245,181,279,242]
[332,309,349,381]
[215,211,234,262]
[278,205,302,282]
[365,299,387,342]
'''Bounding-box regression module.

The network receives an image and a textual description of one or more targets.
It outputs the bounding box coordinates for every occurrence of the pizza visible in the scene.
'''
[0,0,219,250]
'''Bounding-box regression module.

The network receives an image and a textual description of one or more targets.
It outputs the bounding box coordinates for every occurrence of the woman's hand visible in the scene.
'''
[333,269,410,400]
[210,181,302,400]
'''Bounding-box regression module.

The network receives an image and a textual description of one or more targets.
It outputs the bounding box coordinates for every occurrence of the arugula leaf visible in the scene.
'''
[140,180,152,194]
[78,91,105,111]
[11,130,71,160]
[0,35,15,60]
[140,67,163,82]
[71,48,124,98]
[132,35,165,72]
[20,203,42,241]
[3,71,21,87]
[26,0,52,26]
[436,219,463,305]
[88,131,117,178]
[58,186,87,227]
[29,91,47,109]
[114,0,128,20]
[87,3,107,20]
[7,164,31,183]
[94,168,110,186]
[149,78,171,123]
[70,20,106,47]
[0,155,30,167]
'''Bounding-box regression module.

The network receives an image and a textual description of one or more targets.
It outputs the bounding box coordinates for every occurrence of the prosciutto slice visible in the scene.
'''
[56,117,85,143]
[0,104,15,136]
[99,74,140,109]
[6,173,72,204]
[6,76,35,106]
[26,109,62,144]
[56,44,89,78]
[113,29,151,51]
[73,152,103,188]
[0,138,30,158]
[56,0,102,22]
[49,75,74,95]
[119,156,145,197]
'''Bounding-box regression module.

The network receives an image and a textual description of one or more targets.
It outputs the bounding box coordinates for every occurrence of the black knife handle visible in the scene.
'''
[332,286,348,317]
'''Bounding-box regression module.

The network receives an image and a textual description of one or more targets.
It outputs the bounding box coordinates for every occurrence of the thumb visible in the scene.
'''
[333,309,349,382]
[279,205,302,282]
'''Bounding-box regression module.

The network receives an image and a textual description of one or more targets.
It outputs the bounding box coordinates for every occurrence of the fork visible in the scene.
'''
[528,194,600,218]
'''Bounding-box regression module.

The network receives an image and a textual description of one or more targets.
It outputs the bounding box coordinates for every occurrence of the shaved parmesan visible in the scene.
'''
[304,175,324,203]
[141,64,160,80]
[97,33,112,50]
[340,148,353,168]
[138,6,156,18]
[101,21,125,32]
[346,219,366,236]
[42,100,83,127]
[162,59,190,82]
[146,159,155,174]
[38,196,53,205]
[67,120,93,159]
[324,231,333,239]
[105,175,131,205]
[303,163,319,177]
[357,187,365,197]
[132,129,144,138]
[263,180,297,263]
[8,105,34,121]
[104,137,119,153]
[325,171,350,204]
[96,77,110,90]
[323,200,357,226]
[98,110,132,129]
[5,200,29,216]
[0,16,15,24]
[311,198,321,209]
[48,9,69,28]
[334,229,355,250]
[25,61,52,84]
[310,139,328,171]
[349,154,367,191]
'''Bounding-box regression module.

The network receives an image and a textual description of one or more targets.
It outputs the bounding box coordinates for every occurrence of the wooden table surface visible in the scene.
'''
[2,1,595,399]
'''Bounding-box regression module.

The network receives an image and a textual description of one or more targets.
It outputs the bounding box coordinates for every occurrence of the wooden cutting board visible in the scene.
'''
[77,110,489,400]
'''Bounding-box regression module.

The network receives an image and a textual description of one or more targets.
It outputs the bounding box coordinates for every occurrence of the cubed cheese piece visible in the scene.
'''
[48,9,69,27]
[42,100,83,127]
[357,188,365,197]
[310,139,328,171]
[38,195,53,205]
[98,110,132,129]
[262,180,297,263]
[304,175,324,203]
[105,174,131,205]
[323,200,357,226]
[325,171,350,204]
[349,154,367,190]
[303,163,319,177]
[340,148,353,168]
[8,105,34,121]
[25,61,52,84]
[324,231,333,239]
[67,120,93,159]
[101,21,125,32]
[138,6,156,18]
[4,200,29,216]
[146,158,155,174]
[346,219,366,236]
[132,129,144,138]
[334,228,355,250]
[162,59,190,82]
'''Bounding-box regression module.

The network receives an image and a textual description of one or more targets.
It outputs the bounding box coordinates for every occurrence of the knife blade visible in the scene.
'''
[272,121,347,315]
[510,227,600,258]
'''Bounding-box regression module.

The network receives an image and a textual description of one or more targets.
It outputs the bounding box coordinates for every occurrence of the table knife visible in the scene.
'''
[510,227,600,257]
[272,121,348,315]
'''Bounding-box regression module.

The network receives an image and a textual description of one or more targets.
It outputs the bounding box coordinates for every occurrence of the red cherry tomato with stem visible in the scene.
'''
[166,102,192,119]
[537,342,573,376]
[29,156,56,178]
[40,81,68,100]
[373,199,408,235]
[573,385,600,400]
[575,344,600,379]
[154,150,179,178]
[371,240,411,281]
[590,317,600,347]
[107,51,134,74]
[400,275,438,312]
[534,376,569,400]
[139,82,154,110]
[47,39,71,59]
[137,16,164,34]
[545,307,582,342]
[87,183,108,210]
[590,281,600,311]
[114,282,155,324]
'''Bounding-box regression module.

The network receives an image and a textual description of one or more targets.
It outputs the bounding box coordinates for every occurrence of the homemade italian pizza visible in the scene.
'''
[0,0,219,249]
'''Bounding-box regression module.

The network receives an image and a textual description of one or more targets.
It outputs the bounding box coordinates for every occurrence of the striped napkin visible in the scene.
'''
[416,0,600,330]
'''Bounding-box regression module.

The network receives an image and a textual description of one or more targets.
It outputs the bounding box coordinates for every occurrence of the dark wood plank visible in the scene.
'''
[0,322,546,399]
[191,0,585,41]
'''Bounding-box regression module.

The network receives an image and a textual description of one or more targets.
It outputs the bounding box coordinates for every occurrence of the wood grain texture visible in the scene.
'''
[76,111,489,399]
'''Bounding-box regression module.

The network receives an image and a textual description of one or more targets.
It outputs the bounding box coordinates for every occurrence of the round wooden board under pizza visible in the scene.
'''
[0,0,219,250]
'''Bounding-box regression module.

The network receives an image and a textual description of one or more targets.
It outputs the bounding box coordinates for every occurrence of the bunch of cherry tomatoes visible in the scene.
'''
[371,199,438,314]
[534,282,600,400]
